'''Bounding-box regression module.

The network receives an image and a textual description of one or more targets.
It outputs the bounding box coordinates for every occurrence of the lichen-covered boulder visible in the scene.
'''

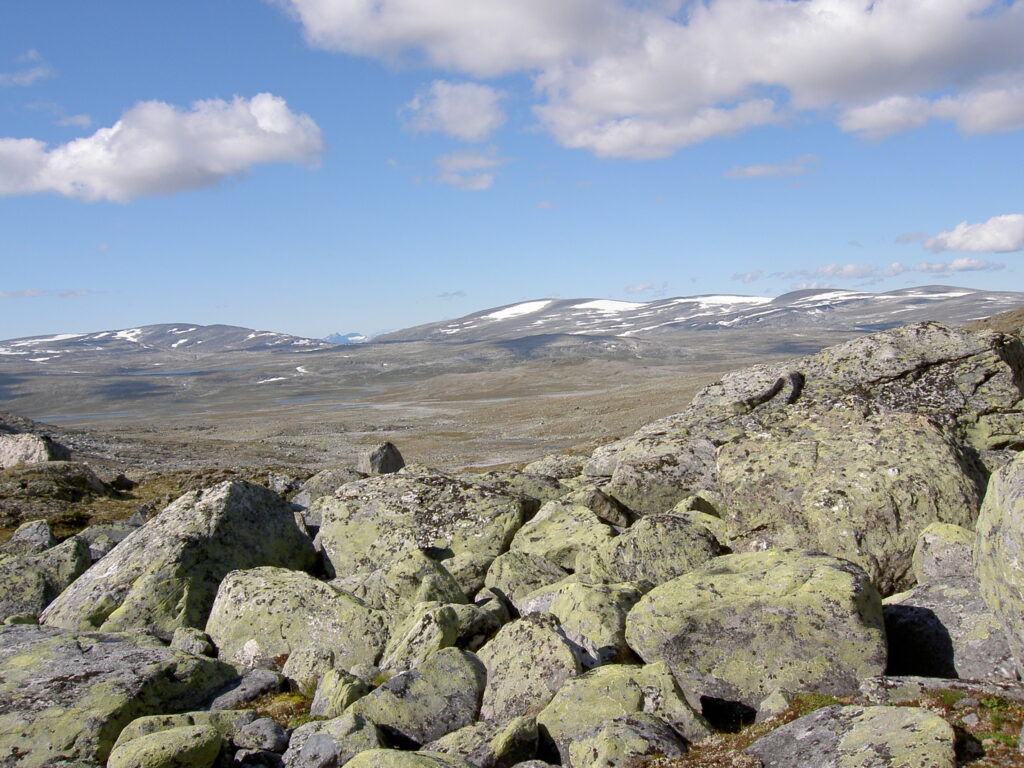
[205,567,388,689]
[343,548,467,622]
[347,648,487,747]
[106,724,223,768]
[424,717,537,768]
[976,452,1024,676]
[0,624,237,768]
[284,713,382,768]
[536,663,711,761]
[478,614,583,722]
[0,535,91,621]
[884,578,1014,680]
[574,513,721,586]
[508,501,614,570]
[380,602,461,673]
[343,750,476,768]
[1,519,55,557]
[523,455,587,479]
[536,581,645,667]
[912,522,976,584]
[716,410,980,594]
[40,481,317,639]
[484,552,568,608]
[113,710,257,750]
[0,433,69,468]
[562,487,634,528]
[625,549,886,708]
[745,704,956,768]
[566,714,688,768]
[461,470,567,506]
[603,437,718,516]
[314,473,528,581]
[310,669,372,719]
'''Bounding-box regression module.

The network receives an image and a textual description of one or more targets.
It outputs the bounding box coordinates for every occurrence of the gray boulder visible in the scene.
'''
[912,522,976,584]
[0,535,91,621]
[106,725,223,768]
[284,713,383,768]
[625,549,887,709]
[522,454,587,479]
[1,519,55,556]
[40,481,318,640]
[0,624,236,768]
[566,714,688,768]
[0,433,69,468]
[745,704,956,768]
[484,552,568,611]
[508,501,614,571]
[291,466,366,510]
[424,717,537,768]
[359,442,406,474]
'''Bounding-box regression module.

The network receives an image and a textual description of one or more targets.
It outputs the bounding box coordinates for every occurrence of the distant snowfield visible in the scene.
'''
[573,299,648,312]
[485,300,553,320]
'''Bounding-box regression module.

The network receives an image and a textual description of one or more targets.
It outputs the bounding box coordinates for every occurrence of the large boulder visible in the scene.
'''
[478,614,583,722]
[716,410,980,594]
[884,578,1014,680]
[0,461,110,528]
[602,437,718,516]
[745,704,956,768]
[0,624,237,768]
[346,647,487,747]
[106,725,223,768]
[912,522,976,584]
[284,712,383,768]
[484,552,568,610]
[205,566,389,689]
[1,519,56,557]
[314,473,528,581]
[424,717,537,768]
[566,714,688,768]
[343,750,476,768]
[508,501,614,571]
[0,535,91,621]
[359,442,406,474]
[625,549,887,709]
[343,548,467,622]
[975,452,1024,676]
[40,481,317,639]
[0,433,69,468]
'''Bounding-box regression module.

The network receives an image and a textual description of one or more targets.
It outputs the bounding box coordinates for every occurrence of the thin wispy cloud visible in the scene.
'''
[725,154,819,179]
[758,256,1004,285]
[402,81,506,142]
[731,271,763,284]
[0,93,323,202]
[0,50,54,87]
[438,290,466,299]
[436,147,507,190]
[0,288,100,299]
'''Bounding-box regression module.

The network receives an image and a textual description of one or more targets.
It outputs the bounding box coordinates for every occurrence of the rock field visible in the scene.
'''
[2,319,1024,767]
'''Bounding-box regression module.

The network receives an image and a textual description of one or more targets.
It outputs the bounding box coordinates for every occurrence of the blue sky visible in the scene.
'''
[2,0,1023,340]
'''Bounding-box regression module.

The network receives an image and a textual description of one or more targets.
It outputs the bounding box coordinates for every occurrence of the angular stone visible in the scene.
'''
[311,669,371,719]
[424,717,537,768]
[912,523,975,584]
[343,750,476,768]
[291,466,366,510]
[0,433,69,468]
[604,437,719,516]
[522,455,587,479]
[508,501,614,570]
[113,710,257,751]
[745,704,956,768]
[284,713,382,768]
[484,552,568,610]
[106,725,223,768]
[541,581,645,667]
[478,614,583,722]
[0,535,91,621]
[344,549,467,622]
[380,602,461,673]
[625,549,886,708]
[567,714,688,768]
[1,519,55,556]
[205,567,388,690]
[359,442,406,475]
[41,481,318,639]
[0,624,236,768]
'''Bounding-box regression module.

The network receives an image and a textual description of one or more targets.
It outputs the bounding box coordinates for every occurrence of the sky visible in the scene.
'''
[1,0,1023,341]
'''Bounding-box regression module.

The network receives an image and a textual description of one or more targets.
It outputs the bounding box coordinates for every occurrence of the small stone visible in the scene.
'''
[235,718,290,753]
[171,626,214,657]
[358,443,405,474]
[960,712,981,727]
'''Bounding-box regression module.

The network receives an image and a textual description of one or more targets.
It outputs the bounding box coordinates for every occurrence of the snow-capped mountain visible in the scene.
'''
[377,286,1024,342]
[323,332,368,344]
[0,323,334,361]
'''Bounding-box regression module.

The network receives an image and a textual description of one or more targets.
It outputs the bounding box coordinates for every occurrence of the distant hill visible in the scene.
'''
[376,286,1024,343]
[323,332,368,344]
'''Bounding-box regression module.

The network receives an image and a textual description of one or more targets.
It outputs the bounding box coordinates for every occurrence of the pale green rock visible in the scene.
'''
[561,487,634,527]
[311,669,372,718]
[447,601,505,652]
[425,716,537,768]
[443,552,495,600]
[566,713,688,768]
[106,725,222,768]
[380,602,461,673]
[347,647,487,746]
[113,711,256,751]
[543,581,645,667]
[716,410,980,594]
[284,712,382,768]
[508,501,614,570]
[314,473,528,582]
[0,535,91,620]
[484,551,568,608]
[746,704,956,768]
[976,452,1024,677]
[536,662,711,760]
[574,513,721,587]
[460,470,567,506]
[205,566,388,690]
[0,624,237,768]
[514,576,577,617]
[625,549,887,708]
[604,436,719,516]
[343,749,477,768]
[522,455,587,479]
[478,613,583,722]
[912,523,975,584]
[346,549,467,622]
[40,481,318,639]
[1,519,55,557]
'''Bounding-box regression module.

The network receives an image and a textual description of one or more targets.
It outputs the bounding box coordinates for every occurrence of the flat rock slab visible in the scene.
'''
[746,704,956,768]
[0,624,237,768]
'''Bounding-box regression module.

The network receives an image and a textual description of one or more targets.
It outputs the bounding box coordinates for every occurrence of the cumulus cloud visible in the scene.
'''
[0,93,323,202]
[274,0,1024,158]
[925,214,1024,253]
[725,154,819,179]
[436,147,507,190]
[0,50,53,87]
[402,80,506,141]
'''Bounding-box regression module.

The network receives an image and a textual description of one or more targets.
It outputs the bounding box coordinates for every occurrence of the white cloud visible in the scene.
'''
[887,257,1005,274]
[273,0,1024,158]
[816,263,878,279]
[925,214,1024,253]
[731,270,763,284]
[0,93,323,202]
[436,147,507,190]
[56,113,93,128]
[402,80,506,141]
[725,154,819,179]
[625,282,654,294]
[0,50,54,87]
